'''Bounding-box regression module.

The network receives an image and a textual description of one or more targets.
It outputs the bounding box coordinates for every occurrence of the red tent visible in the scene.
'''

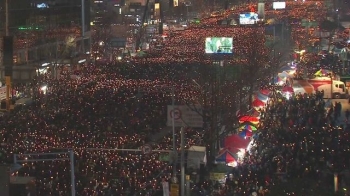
[282,86,294,93]
[239,115,259,123]
[247,108,261,117]
[215,149,237,163]
[260,89,270,95]
[252,99,265,107]
[224,134,250,150]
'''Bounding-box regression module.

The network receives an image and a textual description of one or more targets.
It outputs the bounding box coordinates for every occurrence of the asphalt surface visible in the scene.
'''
[330,98,350,126]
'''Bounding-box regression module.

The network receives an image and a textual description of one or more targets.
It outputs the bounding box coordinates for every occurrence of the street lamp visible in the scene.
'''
[13,150,76,196]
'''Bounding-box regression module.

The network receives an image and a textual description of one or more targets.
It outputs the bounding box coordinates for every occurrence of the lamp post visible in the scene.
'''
[180,127,185,196]
[13,151,76,196]
[170,87,177,179]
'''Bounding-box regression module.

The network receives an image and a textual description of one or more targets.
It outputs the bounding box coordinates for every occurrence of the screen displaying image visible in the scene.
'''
[37,3,49,8]
[239,12,258,25]
[273,2,286,9]
[205,37,233,54]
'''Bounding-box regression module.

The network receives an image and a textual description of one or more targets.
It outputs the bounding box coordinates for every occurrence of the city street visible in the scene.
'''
[333,98,350,126]
[2,0,350,195]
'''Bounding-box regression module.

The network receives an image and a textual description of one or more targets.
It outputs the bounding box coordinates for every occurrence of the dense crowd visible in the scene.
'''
[0,62,208,196]
[0,1,345,196]
[207,92,350,195]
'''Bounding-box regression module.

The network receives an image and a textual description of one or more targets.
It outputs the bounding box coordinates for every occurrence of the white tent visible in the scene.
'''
[187,146,207,169]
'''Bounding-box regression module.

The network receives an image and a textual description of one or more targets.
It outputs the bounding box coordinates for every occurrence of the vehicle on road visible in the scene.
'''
[292,77,348,98]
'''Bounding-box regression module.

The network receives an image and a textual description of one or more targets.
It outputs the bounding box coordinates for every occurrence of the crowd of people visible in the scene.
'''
[1,61,209,195]
[0,1,346,196]
[209,92,350,195]
[2,55,246,196]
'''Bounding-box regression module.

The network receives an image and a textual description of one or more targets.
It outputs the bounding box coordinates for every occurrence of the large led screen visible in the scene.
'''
[273,2,286,9]
[239,12,258,25]
[205,37,233,54]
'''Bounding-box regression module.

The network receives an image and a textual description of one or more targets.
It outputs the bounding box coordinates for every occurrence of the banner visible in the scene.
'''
[170,184,179,196]
[209,173,226,181]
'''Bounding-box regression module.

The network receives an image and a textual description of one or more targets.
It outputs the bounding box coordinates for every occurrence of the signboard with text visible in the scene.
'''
[170,184,179,196]
[167,105,203,127]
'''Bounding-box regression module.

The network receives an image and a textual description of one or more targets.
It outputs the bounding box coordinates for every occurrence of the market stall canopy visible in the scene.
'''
[239,124,257,131]
[272,76,285,85]
[256,92,269,102]
[280,65,294,72]
[224,134,250,150]
[215,149,237,163]
[247,108,261,118]
[282,86,294,93]
[260,89,270,95]
[236,108,261,118]
[278,71,292,78]
[239,129,253,138]
[239,115,259,123]
[252,99,265,108]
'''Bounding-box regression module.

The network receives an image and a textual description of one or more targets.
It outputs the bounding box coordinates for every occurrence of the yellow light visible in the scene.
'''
[155,3,160,9]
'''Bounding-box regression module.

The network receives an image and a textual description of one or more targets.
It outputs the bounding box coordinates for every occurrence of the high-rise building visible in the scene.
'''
[0,0,91,74]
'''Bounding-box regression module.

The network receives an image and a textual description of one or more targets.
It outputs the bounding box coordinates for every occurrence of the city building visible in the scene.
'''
[0,0,91,82]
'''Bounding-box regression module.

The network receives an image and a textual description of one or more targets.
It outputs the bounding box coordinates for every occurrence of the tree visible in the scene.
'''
[181,29,272,169]
[239,27,270,106]
[319,20,339,51]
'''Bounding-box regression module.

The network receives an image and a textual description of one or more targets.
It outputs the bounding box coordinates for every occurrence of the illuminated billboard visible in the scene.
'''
[154,3,160,19]
[205,37,233,54]
[239,12,258,25]
[37,3,49,8]
[273,2,286,9]
[174,0,179,7]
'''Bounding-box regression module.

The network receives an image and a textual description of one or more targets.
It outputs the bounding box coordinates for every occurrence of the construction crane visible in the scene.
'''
[135,0,151,51]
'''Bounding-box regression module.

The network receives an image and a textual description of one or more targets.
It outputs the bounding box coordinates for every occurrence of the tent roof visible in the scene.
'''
[188,146,206,152]
[215,150,236,163]
[224,134,250,149]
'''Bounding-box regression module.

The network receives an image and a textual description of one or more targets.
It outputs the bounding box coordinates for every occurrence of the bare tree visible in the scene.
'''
[239,27,270,105]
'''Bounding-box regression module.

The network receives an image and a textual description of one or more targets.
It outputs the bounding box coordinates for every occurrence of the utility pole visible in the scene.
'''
[171,87,177,179]
[180,127,185,196]
[4,0,11,111]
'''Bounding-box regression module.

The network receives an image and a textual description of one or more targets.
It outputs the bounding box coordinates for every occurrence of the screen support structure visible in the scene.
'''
[5,0,11,111]
[209,55,225,161]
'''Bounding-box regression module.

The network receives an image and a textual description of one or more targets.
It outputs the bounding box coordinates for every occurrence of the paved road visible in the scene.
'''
[329,99,350,126]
